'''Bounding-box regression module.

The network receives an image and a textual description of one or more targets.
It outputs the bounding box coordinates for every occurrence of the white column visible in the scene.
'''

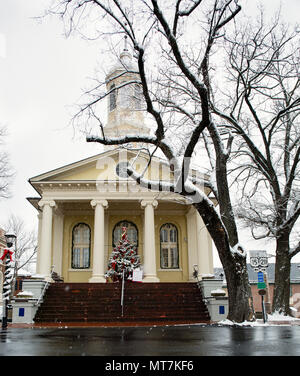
[141,199,160,282]
[89,199,108,283]
[52,212,64,276]
[195,211,214,278]
[38,200,56,282]
[186,206,198,281]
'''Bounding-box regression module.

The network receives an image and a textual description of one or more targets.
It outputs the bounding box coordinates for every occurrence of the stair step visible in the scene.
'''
[34,282,210,324]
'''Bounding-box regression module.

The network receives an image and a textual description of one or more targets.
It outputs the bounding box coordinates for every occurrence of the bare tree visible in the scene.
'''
[208,10,300,315]
[0,126,14,199]
[48,0,257,322]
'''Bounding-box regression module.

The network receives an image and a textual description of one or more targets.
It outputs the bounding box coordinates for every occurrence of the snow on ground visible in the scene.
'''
[16,291,33,297]
[218,312,300,326]
[267,312,299,321]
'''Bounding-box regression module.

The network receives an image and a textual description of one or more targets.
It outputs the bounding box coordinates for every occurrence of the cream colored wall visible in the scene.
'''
[94,153,172,182]
[60,211,190,283]
[52,213,64,276]
[54,163,100,181]
[196,212,214,277]
[185,207,214,280]
[51,152,173,184]
[108,213,189,282]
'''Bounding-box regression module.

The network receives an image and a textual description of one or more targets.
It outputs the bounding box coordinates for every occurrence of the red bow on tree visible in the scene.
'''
[0,249,14,261]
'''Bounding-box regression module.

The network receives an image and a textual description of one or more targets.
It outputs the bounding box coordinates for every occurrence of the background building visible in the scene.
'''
[214,263,300,318]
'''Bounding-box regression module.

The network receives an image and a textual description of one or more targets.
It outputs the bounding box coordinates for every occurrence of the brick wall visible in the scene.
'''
[251,283,300,317]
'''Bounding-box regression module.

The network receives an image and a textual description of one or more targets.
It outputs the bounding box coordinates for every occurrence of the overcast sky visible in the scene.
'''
[0,0,299,267]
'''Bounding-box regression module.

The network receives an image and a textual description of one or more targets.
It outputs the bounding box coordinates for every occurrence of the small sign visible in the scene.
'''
[257,282,266,289]
[257,272,264,283]
[132,268,143,282]
[18,308,25,317]
[249,250,268,272]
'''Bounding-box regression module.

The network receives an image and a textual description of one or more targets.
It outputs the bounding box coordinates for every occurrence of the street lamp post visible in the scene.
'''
[1,234,16,330]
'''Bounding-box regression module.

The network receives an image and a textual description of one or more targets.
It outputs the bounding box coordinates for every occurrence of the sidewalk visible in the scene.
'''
[6,317,300,329]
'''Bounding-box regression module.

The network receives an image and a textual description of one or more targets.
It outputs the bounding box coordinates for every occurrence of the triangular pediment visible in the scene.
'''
[29,148,173,183]
[28,148,212,199]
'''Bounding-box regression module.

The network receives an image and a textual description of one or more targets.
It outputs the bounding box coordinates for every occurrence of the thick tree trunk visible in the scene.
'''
[273,234,291,315]
[224,255,254,322]
[194,202,254,322]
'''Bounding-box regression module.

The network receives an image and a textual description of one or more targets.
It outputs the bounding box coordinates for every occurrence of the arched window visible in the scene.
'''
[113,220,138,248]
[109,83,116,111]
[72,223,91,269]
[134,84,142,110]
[119,80,130,108]
[160,223,179,269]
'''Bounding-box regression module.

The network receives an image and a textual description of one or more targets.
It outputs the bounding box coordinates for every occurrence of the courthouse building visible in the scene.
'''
[27,47,214,285]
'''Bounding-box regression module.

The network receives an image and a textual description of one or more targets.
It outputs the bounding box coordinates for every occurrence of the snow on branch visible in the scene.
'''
[124,158,212,205]
[126,164,175,194]
[289,240,300,258]
[86,133,158,146]
[230,243,247,258]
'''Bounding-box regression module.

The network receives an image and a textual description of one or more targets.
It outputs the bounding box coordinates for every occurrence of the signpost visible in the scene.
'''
[249,250,269,323]
[259,289,267,324]
[257,271,266,290]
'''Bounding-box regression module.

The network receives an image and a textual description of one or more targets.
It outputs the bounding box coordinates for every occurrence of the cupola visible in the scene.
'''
[104,37,149,144]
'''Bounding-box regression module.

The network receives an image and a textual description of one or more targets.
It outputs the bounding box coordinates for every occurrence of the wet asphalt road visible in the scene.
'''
[1,324,300,357]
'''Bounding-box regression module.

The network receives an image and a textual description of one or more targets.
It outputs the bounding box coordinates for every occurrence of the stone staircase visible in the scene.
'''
[33,282,210,324]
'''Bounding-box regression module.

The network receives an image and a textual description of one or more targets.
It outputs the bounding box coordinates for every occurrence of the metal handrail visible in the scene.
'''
[35,281,49,307]
[121,269,125,317]
[35,266,54,307]
[192,264,208,301]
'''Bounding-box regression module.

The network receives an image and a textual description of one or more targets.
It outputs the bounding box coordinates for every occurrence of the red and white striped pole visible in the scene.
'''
[1,235,15,330]
[2,253,13,329]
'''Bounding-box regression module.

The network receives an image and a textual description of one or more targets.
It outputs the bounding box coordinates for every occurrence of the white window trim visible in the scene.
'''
[160,223,180,269]
[158,268,183,272]
[68,268,92,272]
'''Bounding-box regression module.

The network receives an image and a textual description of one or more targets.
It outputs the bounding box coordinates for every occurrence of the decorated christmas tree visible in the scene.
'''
[105,226,141,282]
